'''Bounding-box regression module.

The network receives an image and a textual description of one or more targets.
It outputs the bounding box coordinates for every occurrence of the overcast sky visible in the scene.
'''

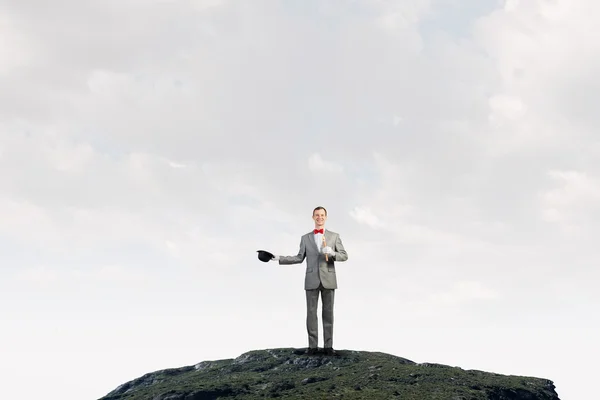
[1,0,598,399]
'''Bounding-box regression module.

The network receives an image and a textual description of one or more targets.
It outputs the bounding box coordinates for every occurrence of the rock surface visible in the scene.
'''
[99,348,560,399]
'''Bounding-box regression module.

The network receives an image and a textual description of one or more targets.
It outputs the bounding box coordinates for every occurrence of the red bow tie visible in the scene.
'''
[313,229,324,234]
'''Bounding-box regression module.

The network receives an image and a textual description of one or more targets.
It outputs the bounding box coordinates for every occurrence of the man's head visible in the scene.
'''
[312,206,327,228]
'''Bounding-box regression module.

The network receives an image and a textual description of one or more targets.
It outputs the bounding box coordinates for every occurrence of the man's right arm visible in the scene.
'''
[275,237,306,264]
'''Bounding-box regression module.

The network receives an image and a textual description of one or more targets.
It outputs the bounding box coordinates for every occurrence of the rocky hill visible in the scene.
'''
[99,348,560,399]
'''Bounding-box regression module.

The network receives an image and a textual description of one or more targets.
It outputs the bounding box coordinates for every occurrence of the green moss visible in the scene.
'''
[99,348,559,400]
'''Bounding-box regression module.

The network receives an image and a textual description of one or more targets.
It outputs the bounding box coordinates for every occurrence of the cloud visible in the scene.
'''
[539,170,600,235]
[0,13,33,75]
[475,0,600,138]
[545,170,600,206]
[425,280,499,308]
[191,0,226,12]
[13,265,60,288]
[349,206,385,229]
[308,153,344,174]
[488,94,527,123]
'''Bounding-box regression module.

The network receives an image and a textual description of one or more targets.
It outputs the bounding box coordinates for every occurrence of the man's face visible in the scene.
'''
[313,209,327,227]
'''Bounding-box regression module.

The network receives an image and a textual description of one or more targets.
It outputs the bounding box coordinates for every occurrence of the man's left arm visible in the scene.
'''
[331,234,348,262]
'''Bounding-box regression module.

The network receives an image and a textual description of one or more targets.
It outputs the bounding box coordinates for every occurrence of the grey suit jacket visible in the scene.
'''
[279,229,348,290]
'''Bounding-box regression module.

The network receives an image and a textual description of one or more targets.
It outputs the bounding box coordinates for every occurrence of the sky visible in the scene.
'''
[1,0,598,399]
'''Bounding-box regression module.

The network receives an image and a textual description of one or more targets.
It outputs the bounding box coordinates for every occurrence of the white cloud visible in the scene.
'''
[45,141,95,174]
[13,265,60,287]
[427,280,498,306]
[545,170,600,206]
[167,160,187,169]
[539,170,600,235]
[374,0,432,31]
[83,264,155,283]
[502,0,515,12]
[349,206,385,229]
[308,153,344,174]
[0,13,33,75]
[86,69,127,95]
[488,94,527,123]
[191,0,226,11]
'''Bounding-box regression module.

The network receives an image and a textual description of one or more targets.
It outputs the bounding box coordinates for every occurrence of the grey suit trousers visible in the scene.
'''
[306,282,334,349]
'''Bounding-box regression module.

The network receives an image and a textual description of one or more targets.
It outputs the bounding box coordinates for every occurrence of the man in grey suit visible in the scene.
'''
[271,206,348,355]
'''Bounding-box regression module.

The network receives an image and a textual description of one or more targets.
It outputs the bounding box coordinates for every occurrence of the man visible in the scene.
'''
[271,206,348,355]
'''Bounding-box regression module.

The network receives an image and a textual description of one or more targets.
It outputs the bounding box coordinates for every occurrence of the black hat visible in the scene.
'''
[257,250,274,262]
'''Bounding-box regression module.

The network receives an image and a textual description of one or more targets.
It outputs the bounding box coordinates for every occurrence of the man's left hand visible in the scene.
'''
[322,246,335,255]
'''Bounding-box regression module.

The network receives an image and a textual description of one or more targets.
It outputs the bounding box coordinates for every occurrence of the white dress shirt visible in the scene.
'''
[313,231,323,251]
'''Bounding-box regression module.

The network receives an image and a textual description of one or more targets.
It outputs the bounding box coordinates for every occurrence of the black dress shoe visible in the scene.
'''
[324,348,335,356]
[306,348,318,355]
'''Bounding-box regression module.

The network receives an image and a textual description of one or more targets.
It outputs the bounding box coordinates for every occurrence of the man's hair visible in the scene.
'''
[313,206,327,216]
